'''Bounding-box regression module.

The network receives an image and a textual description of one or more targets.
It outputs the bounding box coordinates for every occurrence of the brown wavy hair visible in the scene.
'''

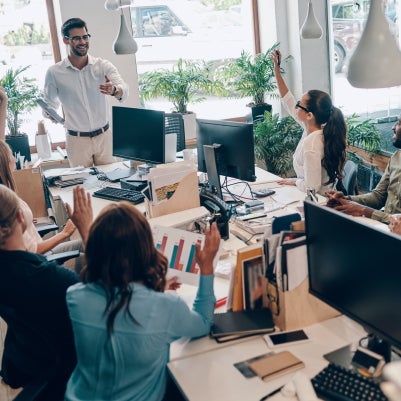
[81,201,168,334]
[0,140,16,191]
[305,90,347,185]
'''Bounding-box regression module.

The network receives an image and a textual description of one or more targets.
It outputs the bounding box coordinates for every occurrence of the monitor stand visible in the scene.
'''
[203,144,223,200]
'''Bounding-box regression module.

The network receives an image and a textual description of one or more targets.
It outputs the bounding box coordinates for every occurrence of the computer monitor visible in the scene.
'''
[196,119,256,187]
[112,106,166,165]
[305,201,401,358]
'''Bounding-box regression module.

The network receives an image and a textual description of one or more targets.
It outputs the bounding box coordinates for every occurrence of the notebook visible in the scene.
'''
[210,308,275,341]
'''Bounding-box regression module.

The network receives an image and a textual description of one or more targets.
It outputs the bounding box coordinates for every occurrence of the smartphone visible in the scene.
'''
[264,329,310,348]
[275,49,281,66]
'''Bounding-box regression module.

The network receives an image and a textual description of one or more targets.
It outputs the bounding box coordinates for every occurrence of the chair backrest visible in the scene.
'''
[165,113,186,152]
[342,160,359,196]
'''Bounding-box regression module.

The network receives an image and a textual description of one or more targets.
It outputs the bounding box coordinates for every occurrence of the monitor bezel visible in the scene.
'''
[305,200,401,351]
[196,118,256,183]
[112,106,166,165]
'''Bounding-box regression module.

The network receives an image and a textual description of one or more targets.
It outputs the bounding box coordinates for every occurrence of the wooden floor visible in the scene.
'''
[0,319,21,401]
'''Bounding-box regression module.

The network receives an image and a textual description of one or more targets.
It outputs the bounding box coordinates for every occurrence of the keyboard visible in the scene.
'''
[312,363,388,401]
[92,186,145,204]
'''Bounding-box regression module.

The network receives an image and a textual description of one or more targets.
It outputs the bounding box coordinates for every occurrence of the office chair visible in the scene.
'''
[0,304,59,401]
[165,113,186,152]
[342,160,359,196]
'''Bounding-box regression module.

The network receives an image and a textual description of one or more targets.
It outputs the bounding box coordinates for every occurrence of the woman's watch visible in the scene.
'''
[112,86,118,97]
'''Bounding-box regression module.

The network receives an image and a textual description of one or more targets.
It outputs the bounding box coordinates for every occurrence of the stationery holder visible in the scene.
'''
[266,278,340,331]
[145,171,200,218]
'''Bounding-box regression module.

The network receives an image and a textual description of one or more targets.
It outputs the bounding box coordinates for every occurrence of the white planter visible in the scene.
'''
[182,112,197,141]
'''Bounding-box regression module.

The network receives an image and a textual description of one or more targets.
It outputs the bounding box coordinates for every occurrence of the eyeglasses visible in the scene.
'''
[295,100,310,113]
[65,34,91,43]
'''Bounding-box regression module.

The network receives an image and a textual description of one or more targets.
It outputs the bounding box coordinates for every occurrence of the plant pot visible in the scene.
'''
[250,104,272,123]
[5,133,31,165]
[182,112,197,142]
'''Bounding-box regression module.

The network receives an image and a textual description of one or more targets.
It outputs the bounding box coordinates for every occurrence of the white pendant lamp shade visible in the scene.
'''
[300,0,323,39]
[347,0,401,88]
[114,12,138,54]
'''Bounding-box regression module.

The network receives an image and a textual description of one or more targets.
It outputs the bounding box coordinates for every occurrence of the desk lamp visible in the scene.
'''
[104,0,138,54]
[347,0,401,88]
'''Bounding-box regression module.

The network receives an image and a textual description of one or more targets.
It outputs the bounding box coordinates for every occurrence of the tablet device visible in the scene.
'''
[36,98,65,124]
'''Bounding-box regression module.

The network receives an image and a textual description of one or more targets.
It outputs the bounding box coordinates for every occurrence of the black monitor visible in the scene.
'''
[112,106,165,164]
[196,119,256,186]
[305,201,401,359]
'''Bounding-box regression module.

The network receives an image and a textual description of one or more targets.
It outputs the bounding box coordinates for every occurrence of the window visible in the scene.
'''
[133,0,255,119]
[0,0,64,146]
[331,0,401,139]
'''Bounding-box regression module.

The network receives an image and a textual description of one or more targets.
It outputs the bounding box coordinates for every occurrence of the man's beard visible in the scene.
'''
[393,137,401,149]
[71,45,88,57]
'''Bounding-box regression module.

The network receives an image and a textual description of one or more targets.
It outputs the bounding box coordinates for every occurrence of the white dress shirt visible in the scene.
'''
[281,91,331,195]
[44,55,128,132]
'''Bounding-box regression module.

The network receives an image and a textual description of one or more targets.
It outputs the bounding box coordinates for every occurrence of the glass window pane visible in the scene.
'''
[331,0,401,140]
[133,0,255,119]
[0,0,65,145]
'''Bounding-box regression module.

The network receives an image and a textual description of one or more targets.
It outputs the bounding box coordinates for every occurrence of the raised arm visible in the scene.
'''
[272,49,289,98]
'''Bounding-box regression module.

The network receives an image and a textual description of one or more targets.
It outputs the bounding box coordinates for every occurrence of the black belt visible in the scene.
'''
[68,123,109,138]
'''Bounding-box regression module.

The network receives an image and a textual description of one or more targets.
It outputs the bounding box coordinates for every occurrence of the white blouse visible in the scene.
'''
[281,92,332,195]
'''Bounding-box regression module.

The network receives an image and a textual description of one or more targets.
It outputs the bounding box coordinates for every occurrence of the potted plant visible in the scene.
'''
[219,43,291,122]
[139,58,226,140]
[254,111,303,176]
[2,65,41,162]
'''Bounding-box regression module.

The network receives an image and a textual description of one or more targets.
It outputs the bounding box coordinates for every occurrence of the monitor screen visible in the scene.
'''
[196,119,256,182]
[112,107,165,164]
[305,201,401,351]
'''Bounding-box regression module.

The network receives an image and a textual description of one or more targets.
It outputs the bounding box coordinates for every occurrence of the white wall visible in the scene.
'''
[56,0,140,111]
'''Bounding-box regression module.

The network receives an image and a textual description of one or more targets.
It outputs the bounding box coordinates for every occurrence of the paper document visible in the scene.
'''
[152,225,223,285]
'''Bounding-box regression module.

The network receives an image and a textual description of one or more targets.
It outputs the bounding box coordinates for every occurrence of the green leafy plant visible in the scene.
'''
[346,113,382,153]
[139,58,226,114]
[219,43,290,107]
[2,65,41,136]
[254,111,303,176]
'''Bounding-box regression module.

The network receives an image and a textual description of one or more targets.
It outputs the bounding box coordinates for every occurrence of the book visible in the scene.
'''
[232,243,264,312]
[248,350,305,382]
[43,167,91,182]
[210,308,275,340]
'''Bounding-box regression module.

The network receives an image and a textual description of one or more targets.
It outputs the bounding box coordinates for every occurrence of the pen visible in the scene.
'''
[215,297,227,309]
[259,385,283,401]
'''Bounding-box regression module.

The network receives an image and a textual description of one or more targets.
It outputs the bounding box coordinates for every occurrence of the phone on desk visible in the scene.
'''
[264,329,310,348]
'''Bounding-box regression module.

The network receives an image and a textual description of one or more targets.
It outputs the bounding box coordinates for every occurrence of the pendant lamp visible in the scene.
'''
[300,0,323,39]
[104,0,138,54]
[347,0,401,88]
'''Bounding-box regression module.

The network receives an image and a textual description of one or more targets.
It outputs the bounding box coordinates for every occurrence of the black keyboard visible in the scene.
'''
[312,363,388,401]
[93,186,145,204]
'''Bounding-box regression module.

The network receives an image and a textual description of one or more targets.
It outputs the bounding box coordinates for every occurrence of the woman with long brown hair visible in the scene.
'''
[65,201,220,401]
[272,50,347,195]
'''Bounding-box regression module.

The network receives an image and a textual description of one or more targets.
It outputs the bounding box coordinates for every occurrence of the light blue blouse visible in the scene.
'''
[65,275,215,401]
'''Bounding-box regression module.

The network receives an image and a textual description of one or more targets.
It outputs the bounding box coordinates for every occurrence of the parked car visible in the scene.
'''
[130,0,253,74]
[332,0,398,73]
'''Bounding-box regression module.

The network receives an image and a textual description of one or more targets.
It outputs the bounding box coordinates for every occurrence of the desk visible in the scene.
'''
[168,316,367,401]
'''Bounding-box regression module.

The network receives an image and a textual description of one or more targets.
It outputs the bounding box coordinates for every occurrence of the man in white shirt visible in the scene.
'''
[43,17,129,167]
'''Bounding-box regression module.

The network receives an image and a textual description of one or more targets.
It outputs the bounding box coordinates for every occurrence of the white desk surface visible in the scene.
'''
[168,315,367,401]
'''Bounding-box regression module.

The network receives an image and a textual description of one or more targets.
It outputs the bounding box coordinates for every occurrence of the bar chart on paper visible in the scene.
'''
[152,226,205,285]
